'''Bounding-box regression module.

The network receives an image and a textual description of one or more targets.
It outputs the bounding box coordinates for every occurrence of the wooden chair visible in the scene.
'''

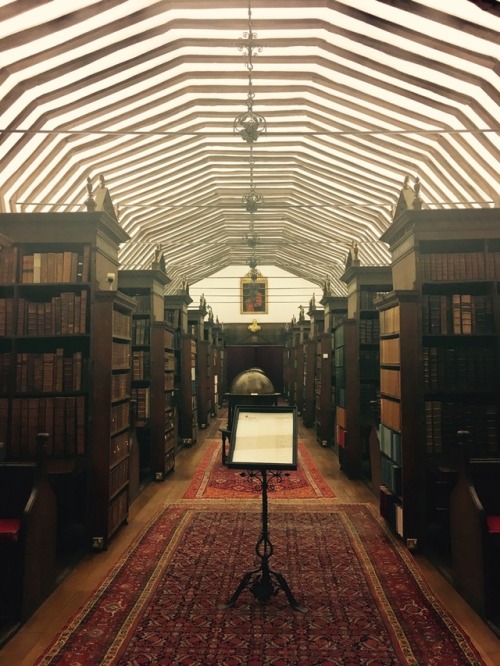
[0,433,57,633]
[449,434,500,620]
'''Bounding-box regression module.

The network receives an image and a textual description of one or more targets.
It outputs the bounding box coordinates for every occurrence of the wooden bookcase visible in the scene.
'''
[118,267,177,483]
[89,290,135,549]
[294,318,309,417]
[189,304,210,429]
[314,332,334,447]
[0,207,133,550]
[164,292,197,447]
[335,264,392,479]
[303,304,324,428]
[378,208,500,549]
[212,320,225,407]
[320,295,347,449]
[179,334,198,445]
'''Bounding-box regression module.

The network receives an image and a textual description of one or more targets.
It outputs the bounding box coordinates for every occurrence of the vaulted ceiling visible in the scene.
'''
[1,1,499,292]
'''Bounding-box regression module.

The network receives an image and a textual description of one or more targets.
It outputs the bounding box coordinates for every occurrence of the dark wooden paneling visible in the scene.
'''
[226,346,284,394]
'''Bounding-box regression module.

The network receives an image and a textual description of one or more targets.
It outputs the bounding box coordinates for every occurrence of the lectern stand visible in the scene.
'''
[218,406,307,613]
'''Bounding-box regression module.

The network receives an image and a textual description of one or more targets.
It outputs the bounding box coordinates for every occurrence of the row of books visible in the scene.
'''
[111,373,130,403]
[380,368,401,399]
[421,250,500,282]
[381,455,402,496]
[380,337,400,365]
[379,423,402,464]
[359,348,380,378]
[107,488,128,538]
[420,251,487,281]
[111,402,130,435]
[132,387,150,420]
[423,345,496,393]
[164,352,176,372]
[0,246,18,284]
[164,373,175,390]
[21,248,91,284]
[110,430,129,467]
[381,397,401,431]
[132,350,150,381]
[359,317,380,344]
[112,309,132,339]
[9,396,86,458]
[380,305,400,336]
[11,350,86,393]
[112,342,131,370]
[424,401,498,457]
[109,458,129,499]
[16,291,88,336]
[359,290,387,311]
[163,329,175,349]
[422,293,494,335]
[132,316,151,345]
[0,297,14,335]
[130,293,151,314]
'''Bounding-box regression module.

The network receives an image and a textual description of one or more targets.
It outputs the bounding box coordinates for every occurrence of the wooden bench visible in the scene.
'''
[0,434,57,633]
[450,436,500,620]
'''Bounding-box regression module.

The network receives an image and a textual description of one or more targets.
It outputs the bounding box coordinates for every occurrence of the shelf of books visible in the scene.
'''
[212,321,225,407]
[151,322,177,479]
[334,318,360,476]
[118,267,176,483]
[89,290,135,548]
[335,264,392,480]
[302,337,316,427]
[197,339,212,428]
[378,207,500,550]
[302,304,323,428]
[0,204,132,551]
[314,333,333,446]
[179,334,198,446]
[321,294,347,450]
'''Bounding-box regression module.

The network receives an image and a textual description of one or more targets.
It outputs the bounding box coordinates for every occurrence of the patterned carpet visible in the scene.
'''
[183,439,336,499]
[36,503,486,665]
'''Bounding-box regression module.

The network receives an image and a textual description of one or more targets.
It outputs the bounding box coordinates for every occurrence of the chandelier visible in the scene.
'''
[235,0,266,283]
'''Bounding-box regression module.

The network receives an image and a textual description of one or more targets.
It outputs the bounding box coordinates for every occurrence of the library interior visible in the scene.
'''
[0,1,500,664]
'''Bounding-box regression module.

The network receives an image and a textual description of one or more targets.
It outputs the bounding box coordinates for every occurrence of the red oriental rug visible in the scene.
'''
[183,440,336,499]
[36,503,486,666]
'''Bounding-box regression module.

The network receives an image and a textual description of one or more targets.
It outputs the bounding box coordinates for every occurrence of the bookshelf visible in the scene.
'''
[302,303,323,428]
[89,290,135,549]
[378,207,500,550]
[282,322,294,405]
[0,204,133,551]
[320,295,347,449]
[189,303,210,429]
[118,267,177,483]
[334,263,392,480]
[164,291,197,447]
[212,319,226,407]
[179,334,198,445]
[295,318,309,416]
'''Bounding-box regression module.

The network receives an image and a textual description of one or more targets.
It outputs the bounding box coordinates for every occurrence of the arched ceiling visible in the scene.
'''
[1,0,499,293]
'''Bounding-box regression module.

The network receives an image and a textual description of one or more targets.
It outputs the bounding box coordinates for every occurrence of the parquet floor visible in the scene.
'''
[1,415,499,665]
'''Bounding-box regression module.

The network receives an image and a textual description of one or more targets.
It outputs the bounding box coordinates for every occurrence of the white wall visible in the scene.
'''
[189,265,321,324]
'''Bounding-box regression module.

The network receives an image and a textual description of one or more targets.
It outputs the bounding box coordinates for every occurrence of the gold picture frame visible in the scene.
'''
[240,277,268,314]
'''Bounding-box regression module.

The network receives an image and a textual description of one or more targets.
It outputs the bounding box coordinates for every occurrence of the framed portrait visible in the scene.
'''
[240,277,268,314]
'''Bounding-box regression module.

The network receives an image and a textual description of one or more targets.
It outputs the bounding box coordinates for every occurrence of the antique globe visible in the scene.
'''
[230,367,275,395]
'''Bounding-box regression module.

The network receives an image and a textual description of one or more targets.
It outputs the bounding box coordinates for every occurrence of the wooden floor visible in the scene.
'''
[1,415,499,665]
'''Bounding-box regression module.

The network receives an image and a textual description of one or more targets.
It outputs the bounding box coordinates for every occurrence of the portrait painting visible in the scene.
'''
[241,277,268,314]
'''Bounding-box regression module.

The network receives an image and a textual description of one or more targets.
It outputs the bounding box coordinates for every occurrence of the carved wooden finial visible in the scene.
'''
[85,176,96,212]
